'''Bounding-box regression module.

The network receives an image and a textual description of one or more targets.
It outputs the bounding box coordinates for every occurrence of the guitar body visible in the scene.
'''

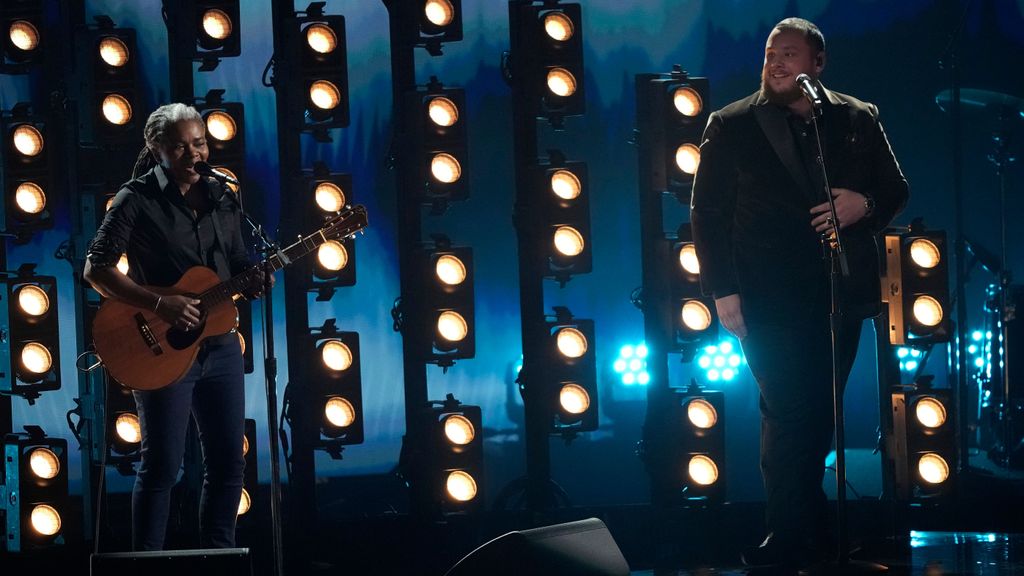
[92,266,239,391]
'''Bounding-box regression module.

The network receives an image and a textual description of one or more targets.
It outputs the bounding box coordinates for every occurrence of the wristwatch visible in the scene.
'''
[863,195,876,218]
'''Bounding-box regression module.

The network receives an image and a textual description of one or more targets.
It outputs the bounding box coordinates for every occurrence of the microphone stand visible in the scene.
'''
[806,102,887,573]
[213,181,286,576]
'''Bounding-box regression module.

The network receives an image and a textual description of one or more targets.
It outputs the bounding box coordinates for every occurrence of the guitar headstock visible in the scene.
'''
[323,205,369,241]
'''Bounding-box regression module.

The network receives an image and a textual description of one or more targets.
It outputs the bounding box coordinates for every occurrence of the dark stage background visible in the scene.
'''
[2,0,1023,512]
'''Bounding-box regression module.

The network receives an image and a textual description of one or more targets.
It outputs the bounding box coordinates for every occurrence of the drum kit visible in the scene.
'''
[936,88,1022,469]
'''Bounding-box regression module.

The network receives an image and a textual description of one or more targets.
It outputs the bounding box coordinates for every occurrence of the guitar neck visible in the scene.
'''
[197,229,334,308]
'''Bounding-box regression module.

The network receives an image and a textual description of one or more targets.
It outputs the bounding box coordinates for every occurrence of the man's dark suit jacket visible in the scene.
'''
[690,88,909,325]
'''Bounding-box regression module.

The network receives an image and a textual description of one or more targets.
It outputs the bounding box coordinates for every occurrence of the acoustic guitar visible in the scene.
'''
[91,205,368,391]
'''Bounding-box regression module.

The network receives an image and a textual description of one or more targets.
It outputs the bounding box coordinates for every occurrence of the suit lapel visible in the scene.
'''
[752,97,818,202]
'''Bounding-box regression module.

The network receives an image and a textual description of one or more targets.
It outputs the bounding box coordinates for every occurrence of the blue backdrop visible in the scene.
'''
[3,0,1023,508]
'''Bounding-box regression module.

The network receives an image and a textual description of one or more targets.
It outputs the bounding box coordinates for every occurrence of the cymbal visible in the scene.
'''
[936,88,1024,119]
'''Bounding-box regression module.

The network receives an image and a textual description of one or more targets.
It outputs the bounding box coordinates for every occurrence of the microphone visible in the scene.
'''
[795,73,823,109]
[193,161,240,186]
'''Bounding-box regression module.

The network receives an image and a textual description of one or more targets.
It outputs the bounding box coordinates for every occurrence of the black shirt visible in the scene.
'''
[86,164,251,287]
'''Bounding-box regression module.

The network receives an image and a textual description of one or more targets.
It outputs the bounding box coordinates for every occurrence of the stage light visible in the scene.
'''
[546,67,577,97]
[688,454,719,486]
[2,2,43,70]
[675,143,700,175]
[687,398,718,429]
[436,254,467,285]
[544,12,574,41]
[16,284,48,317]
[169,1,240,58]
[28,447,59,480]
[670,224,719,358]
[290,14,348,129]
[196,98,246,196]
[917,453,949,485]
[299,167,358,297]
[428,96,458,127]
[321,339,353,371]
[201,9,233,44]
[301,323,363,447]
[551,169,581,200]
[238,418,258,519]
[116,254,129,275]
[237,489,251,515]
[912,295,943,327]
[915,396,947,429]
[114,413,141,445]
[696,339,745,382]
[74,22,140,146]
[306,22,337,53]
[446,470,477,502]
[437,311,469,342]
[681,300,712,332]
[647,385,726,503]
[636,71,710,196]
[510,2,584,121]
[315,182,345,212]
[531,152,591,281]
[613,342,650,386]
[421,397,482,511]
[317,240,349,272]
[29,504,61,536]
[556,327,587,358]
[559,383,590,414]
[9,20,39,52]
[678,242,700,275]
[12,123,42,156]
[98,36,129,67]
[425,0,455,26]
[324,396,355,428]
[1,270,61,399]
[546,309,598,432]
[3,426,69,551]
[418,241,475,363]
[444,414,475,445]
[406,81,468,203]
[414,0,463,51]
[883,222,950,345]
[910,239,941,269]
[14,181,45,214]
[673,86,703,117]
[891,387,955,499]
[553,226,585,257]
[101,94,132,125]
[205,110,236,141]
[430,152,462,183]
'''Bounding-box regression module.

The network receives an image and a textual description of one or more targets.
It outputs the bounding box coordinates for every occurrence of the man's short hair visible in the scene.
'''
[773,17,825,55]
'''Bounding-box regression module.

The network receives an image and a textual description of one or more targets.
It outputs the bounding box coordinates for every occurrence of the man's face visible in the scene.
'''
[151,119,209,187]
[761,28,822,105]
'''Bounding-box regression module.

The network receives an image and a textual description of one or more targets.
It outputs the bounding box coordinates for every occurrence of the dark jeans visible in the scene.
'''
[741,310,863,543]
[131,335,245,551]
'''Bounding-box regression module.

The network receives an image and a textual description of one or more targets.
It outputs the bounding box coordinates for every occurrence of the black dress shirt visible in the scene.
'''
[87,164,251,287]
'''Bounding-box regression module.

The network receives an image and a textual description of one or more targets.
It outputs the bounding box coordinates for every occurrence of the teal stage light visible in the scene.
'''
[612,342,650,386]
[695,339,745,382]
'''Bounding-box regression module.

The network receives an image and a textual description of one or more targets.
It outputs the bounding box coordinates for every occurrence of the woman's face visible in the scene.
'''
[151,119,208,187]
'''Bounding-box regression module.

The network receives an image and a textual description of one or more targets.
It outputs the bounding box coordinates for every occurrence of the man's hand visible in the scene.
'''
[245,266,276,300]
[157,294,202,331]
[715,293,747,340]
[810,187,869,234]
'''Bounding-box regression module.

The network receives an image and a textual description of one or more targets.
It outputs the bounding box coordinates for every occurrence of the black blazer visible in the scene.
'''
[690,89,909,324]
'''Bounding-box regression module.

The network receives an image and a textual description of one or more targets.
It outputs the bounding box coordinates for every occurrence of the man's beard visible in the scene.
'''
[760,68,802,106]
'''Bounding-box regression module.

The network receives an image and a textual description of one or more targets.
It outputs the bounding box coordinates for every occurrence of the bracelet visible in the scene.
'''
[153,295,162,312]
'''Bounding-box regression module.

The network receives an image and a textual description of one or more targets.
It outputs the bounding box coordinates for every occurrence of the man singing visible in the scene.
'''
[690,17,909,568]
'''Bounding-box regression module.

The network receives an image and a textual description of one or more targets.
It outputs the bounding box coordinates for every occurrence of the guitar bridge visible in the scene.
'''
[135,312,164,356]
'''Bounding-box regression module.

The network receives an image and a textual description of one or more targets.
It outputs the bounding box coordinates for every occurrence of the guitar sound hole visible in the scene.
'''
[164,293,207,350]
